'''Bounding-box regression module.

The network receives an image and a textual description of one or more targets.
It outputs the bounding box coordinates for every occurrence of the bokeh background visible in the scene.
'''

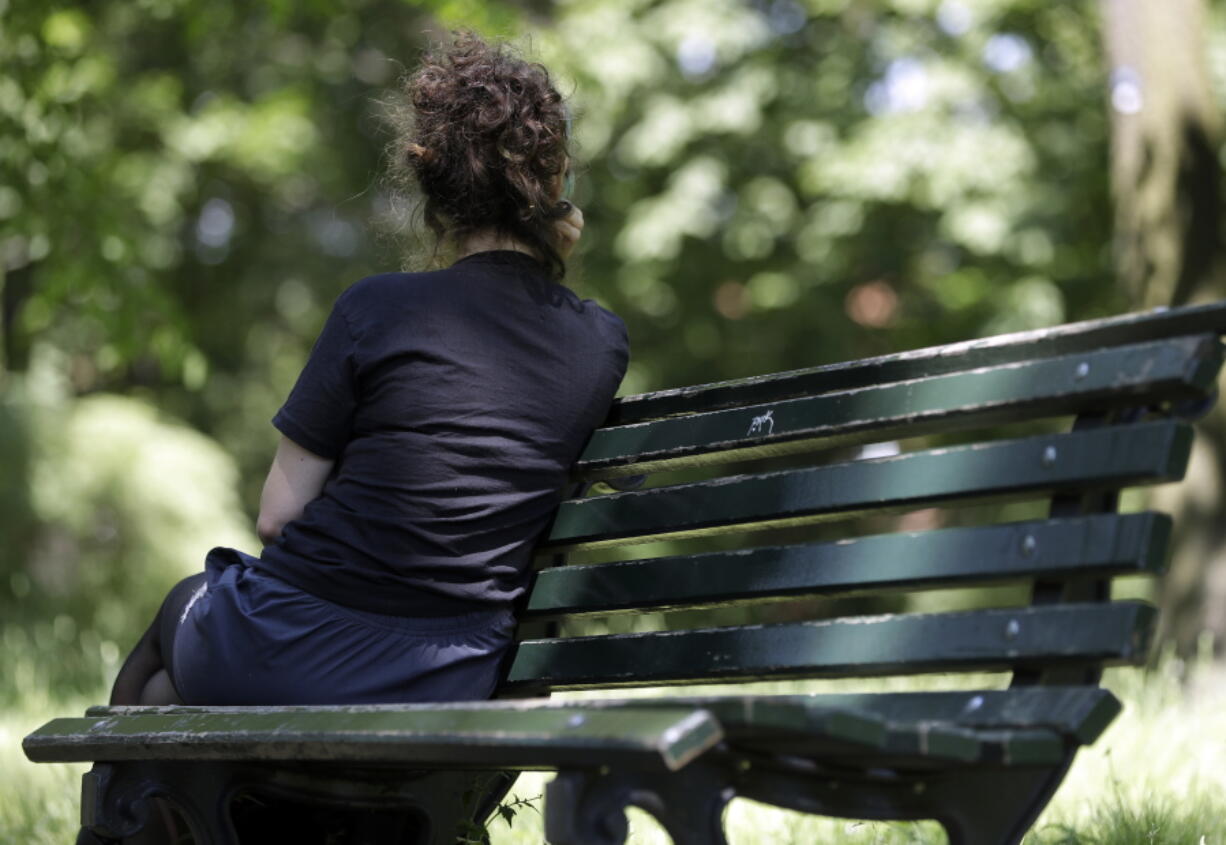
[4,0,1226,841]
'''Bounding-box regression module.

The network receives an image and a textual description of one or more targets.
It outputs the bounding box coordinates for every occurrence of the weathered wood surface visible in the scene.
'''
[506,602,1156,691]
[546,421,1192,550]
[527,512,1169,618]
[795,687,1122,746]
[606,302,1226,425]
[23,705,724,771]
[580,335,1221,477]
[456,687,1118,745]
[81,689,1112,743]
[36,690,1105,770]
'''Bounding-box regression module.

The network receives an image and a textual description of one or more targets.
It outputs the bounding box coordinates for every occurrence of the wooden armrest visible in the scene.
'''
[23,702,723,772]
[536,689,1111,767]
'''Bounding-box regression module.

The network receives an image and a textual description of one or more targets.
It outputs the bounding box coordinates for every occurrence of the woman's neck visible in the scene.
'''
[458,230,537,260]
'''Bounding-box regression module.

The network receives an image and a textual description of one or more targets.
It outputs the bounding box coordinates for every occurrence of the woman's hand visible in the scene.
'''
[554,201,584,260]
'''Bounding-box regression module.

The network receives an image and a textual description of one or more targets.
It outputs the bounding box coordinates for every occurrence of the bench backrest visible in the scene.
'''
[498,303,1226,696]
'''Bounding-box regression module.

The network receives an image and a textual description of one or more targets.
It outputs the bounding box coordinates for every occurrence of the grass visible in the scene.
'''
[2,686,94,845]
[5,653,1225,844]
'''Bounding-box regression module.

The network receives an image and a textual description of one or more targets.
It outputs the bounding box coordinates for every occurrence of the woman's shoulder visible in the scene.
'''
[334,267,627,354]
[564,297,628,368]
[329,268,455,317]
[340,269,438,301]
[581,297,628,343]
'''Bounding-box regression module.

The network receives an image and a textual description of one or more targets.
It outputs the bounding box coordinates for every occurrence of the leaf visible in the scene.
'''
[498,804,517,826]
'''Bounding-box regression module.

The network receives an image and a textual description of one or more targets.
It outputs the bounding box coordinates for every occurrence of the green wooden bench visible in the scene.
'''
[24,301,1226,845]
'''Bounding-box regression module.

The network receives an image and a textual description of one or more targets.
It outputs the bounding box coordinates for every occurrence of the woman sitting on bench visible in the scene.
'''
[108,31,628,708]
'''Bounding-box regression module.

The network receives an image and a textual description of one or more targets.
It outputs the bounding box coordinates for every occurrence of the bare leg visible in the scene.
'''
[139,669,183,706]
[109,622,161,706]
[88,575,202,845]
[110,574,205,706]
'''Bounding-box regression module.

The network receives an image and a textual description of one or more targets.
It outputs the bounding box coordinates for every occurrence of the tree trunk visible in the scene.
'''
[1100,0,1226,657]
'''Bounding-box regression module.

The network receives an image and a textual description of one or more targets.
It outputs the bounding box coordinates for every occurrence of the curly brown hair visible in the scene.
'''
[386,32,572,280]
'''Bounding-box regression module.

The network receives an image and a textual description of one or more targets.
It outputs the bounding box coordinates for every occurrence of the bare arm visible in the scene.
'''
[257,436,335,545]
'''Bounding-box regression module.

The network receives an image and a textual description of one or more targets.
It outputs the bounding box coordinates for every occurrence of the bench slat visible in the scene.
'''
[752,722,1062,766]
[607,303,1226,425]
[74,698,893,763]
[22,706,725,772]
[580,335,1220,477]
[544,687,1117,743]
[89,687,1115,747]
[526,512,1169,618]
[62,698,986,765]
[505,602,1155,690]
[612,695,973,761]
[545,421,1192,550]
[791,687,1122,746]
[500,687,1118,753]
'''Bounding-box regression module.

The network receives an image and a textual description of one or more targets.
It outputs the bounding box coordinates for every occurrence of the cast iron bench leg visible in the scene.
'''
[546,766,733,845]
[737,756,1077,845]
[931,762,1076,845]
[545,752,1075,845]
[82,762,240,844]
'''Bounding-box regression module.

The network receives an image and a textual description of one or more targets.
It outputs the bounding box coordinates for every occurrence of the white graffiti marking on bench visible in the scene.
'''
[747,409,775,437]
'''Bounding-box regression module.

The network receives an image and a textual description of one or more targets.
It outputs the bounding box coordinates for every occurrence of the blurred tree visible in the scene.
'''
[538,0,1123,397]
[4,0,1134,490]
[0,350,255,703]
[7,0,1226,673]
[537,0,1226,643]
[0,0,525,689]
[3,1,1134,432]
[1101,0,1223,309]
[1,0,522,507]
[1101,0,1226,656]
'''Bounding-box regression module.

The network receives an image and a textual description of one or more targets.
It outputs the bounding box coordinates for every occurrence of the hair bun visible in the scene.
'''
[388,31,572,280]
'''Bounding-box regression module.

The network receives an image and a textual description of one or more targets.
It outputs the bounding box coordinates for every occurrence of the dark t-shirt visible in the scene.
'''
[257,251,628,616]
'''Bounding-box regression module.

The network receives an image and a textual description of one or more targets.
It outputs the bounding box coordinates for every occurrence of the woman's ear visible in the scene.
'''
[550,157,572,204]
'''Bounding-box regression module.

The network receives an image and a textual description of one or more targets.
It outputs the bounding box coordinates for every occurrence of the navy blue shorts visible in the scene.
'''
[171,548,517,705]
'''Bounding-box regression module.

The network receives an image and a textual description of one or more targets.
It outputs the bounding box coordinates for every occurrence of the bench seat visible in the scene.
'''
[24,704,728,771]
[24,683,1116,771]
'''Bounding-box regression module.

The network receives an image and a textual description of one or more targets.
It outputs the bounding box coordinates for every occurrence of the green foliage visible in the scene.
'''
[0,351,255,703]
[0,0,529,509]
[455,788,542,845]
[0,0,1169,510]
[493,793,542,830]
[532,0,1127,398]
